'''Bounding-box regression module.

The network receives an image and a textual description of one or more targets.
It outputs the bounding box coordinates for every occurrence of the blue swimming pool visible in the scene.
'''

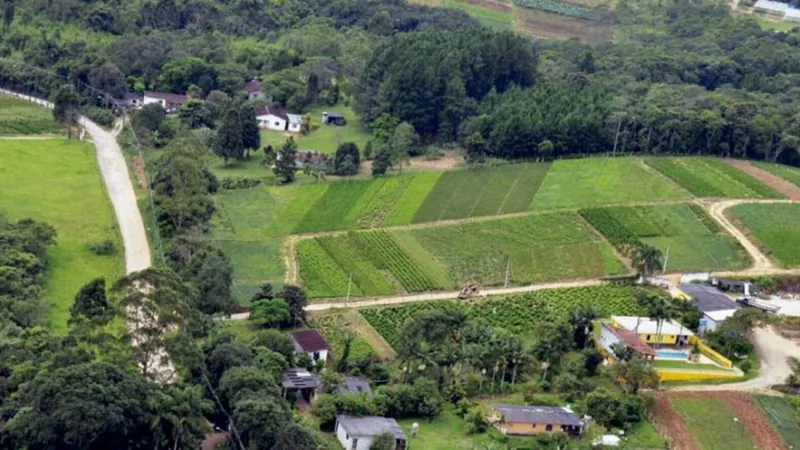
[656,349,689,360]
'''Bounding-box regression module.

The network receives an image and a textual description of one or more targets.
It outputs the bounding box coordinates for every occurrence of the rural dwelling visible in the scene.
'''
[116,93,143,109]
[290,329,331,363]
[678,284,739,335]
[754,0,788,16]
[611,316,694,346]
[335,415,408,450]
[322,110,346,126]
[256,106,289,131]
[599,324,657,361]
[287,113,304,133]
[337,376,373,396]
[143,91,188,113]
[281,368,321,403]
[243,79,265,101]
[786,7,800,21]
[711,278,756,296]
[489,404,584,437]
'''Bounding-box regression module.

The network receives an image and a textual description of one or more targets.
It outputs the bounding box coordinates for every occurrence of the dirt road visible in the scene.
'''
[671,326,800,392]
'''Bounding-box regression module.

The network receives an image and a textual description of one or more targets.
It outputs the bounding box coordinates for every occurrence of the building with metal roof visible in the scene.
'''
[335,415,408,450]
[754,0,789,15]
[490,404,584,436]
[337,376,373,396]
[679,284,739,313]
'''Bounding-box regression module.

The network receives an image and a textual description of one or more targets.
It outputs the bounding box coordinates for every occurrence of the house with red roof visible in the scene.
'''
[290,329,331,364]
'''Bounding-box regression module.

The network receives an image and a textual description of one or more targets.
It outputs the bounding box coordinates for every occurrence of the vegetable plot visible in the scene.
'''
[514,0,602,20]
[351,231,437,293]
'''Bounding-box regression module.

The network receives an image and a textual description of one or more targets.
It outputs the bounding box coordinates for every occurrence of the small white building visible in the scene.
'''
[287,113,303,133]
[243,79,265,101]
[256,106,288,131]
[290,329,330,364]
[786,7,800,21]
[335,415,408,450]
[679,284,740,335]
[754,0,788,16]
[142,91,188,113]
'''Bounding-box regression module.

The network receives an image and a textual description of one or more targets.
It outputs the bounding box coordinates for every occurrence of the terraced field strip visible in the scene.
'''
[726,159,800,200]
[645,157,783,199]
[729,202,800,268]
[297,239,363,298]
[352,230,439,293]
[649,393,700,450]
[581,203,751,272]
[754,161,800,188]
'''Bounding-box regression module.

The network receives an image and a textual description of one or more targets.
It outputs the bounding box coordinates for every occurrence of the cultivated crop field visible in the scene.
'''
[360,285,647,346]
[444,0,515,30]
[514,0,601,20]
[0,139,123,332]
[0,95,60,135]
[755,395,800,448]
[672,397,755,449]
[530,158,691,210]
[730,203,800,267]
[582,204,750,272]
[754,161,800,188]
[646,157,782,198]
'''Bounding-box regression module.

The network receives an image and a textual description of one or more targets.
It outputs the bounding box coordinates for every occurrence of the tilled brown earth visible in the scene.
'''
[726,159,800,200]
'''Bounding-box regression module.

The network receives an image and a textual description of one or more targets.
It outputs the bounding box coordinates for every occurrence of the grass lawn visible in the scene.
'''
[0,139,123,332]
[754,395,800,448]
[646,157,782,198]
[651,360,733,372]
[730,203,800,267]
[671,398,754,450]
[259,104,371,155]
[583,204,751,272]
[444,0,514,30]
[0,95,61,135]
[755,14,800,32]
[753,161,800,187]
[531,158,690,210]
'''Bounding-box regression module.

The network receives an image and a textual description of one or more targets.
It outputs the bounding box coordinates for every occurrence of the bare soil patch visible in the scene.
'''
[650,393,701,450]
[459,0,513,12]
[359,151,462,175]
[667,392,786,449]
[132,153,148,189]
[726,159,800,200]
[514,8,612,41]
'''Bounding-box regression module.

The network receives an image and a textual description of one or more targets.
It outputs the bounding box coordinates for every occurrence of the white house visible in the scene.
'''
[287,113,303,133]
[335,415,408,450]
[290,329,330,364]
[255,106,289,131]
[143,91,188,113]
[243,79,265,101]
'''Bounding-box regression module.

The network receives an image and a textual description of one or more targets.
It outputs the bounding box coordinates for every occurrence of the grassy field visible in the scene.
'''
[531,158,691,210]
[754,395,800,448]
[671,398,755,450]
[443,0,514,30]
[730,203,800,267]
[0,139,123,332]
[0,95,61,135]
[583,204,751,272]
[651,360,733,372]
[259,104,371,155]
[753,161,800,187]
[646,157,782,198]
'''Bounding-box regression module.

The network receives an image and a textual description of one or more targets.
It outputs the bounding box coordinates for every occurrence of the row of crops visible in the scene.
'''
[645,158,782,199]
[352,231,437,293]
[360,285,647,346]
[514,0,602,20]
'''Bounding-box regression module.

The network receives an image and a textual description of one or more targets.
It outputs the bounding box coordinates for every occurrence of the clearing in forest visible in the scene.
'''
[0,139,123,332]
[729,203,800,268]
[581,204,751,272]
[530,158,691,210]
[0,94,61,135]
[645,157,783,199]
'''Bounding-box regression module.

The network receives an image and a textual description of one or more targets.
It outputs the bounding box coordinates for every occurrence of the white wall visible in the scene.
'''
[288,122,302,133]
[698,315,720,335]
[257,114,287,131]
[599,327,622,357]
[306,349,328,363]
[335,423,374,450]
[143,96,166,108]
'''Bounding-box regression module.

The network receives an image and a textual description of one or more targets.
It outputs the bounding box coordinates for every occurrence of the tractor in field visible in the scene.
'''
[458,283,481,300]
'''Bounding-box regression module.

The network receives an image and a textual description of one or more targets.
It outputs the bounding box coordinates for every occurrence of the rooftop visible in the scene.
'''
[323,110,344,118]
[611,316,695,337]
[754,0,788,11]
[337,376,373,396]
[287,113,303,124]
[336,415,407,439]
[603,324,657,357]
[243,79,262,93]
[679,284,739,313]
[281,368,321,390]
[493,404,582,426]
[291,329,330,353]
[144,91,188,104]
[704,309,739,322]
[255,106,289,121]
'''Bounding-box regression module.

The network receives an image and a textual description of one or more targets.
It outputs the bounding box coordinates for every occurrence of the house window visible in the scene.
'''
[313,351,320,361]
[275,121,280,127]
[351,438,358,450]
[531,423,537,429]
[545,424,553,431]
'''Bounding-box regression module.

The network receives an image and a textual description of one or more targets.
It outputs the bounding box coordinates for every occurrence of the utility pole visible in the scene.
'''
[345,273,353,305]
[612,114,623,156]
[663,246,670,274]
[503,258,511,288]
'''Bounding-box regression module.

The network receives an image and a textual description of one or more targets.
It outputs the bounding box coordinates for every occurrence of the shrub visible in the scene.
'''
[86,106,116,127]
[85,239,117,255]
[220,176,262,190]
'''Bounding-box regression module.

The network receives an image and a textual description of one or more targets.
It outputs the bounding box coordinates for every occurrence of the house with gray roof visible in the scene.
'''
[337,376,373,396]
[490,404,584,437]
[281,368,321,403]
[679,284,739,334]
[335,415,408,450]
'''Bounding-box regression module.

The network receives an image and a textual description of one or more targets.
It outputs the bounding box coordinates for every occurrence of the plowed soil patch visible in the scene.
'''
[459,0,513,12]
[726,159,800,200]
[650,393,701,450]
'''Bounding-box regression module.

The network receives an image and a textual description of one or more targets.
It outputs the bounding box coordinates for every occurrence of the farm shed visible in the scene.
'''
[322,110,346,126]
[711,278,755,296]
[281,368,322,403]
[611,316,694,345]
[335,415,408,450]
[489,404,584,437]
[143,91,188,113]
[678,284,739,334]
[599,324,657,361]
[754,0,788,16]
[290,329,331,363]
[337,376,373,396]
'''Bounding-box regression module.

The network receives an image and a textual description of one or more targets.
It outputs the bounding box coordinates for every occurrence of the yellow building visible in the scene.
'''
[611,316,694,346]
[489,404,584,437]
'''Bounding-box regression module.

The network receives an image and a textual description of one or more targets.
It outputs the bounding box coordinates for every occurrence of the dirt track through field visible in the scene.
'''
[726,159,800,200]
[650,393,701,450]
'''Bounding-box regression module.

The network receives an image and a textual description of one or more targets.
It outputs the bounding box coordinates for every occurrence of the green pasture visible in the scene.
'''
[0,139,123,332]
[443,0,514,31]
[671,398,754,450]
[753,161,800,187]
[0,95,61,135]
[730,203,800,267]
[585,204,750,272]
[646,157,782,198]
[258,104,371,155]
[531,158,690,210]
[754,395,800,448]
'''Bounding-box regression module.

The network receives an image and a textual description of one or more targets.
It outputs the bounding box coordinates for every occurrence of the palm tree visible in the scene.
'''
[611,342,634,361]
[631,243,664,279]
[569,304,600,349]
[149,384,213,450]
